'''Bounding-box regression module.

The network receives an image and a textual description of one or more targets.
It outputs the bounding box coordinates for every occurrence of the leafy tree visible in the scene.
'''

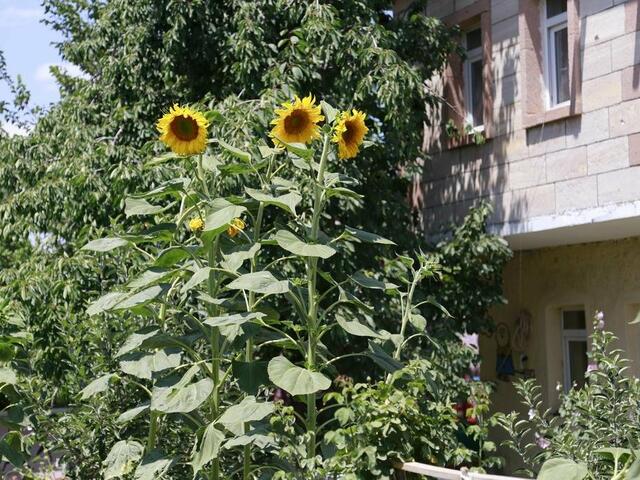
[0,0,512,476]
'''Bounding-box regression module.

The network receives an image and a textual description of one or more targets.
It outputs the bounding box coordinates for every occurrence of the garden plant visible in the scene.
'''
[499,312,640,480]
[0,2,515,477]
[41,96,498,479]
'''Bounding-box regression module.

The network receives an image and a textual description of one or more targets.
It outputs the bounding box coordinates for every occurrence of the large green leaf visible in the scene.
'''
[232,360,269,395]
[191,423,225,477]
[218,396,274,429]
[537,458,588,480]
[128,268,174,289]
[151,367,213,414]
[0,432,26,467]
[366,341,403,373]
[86,292,128,316]
[226,271,289,295]
[218,139,251,162]
[131,178,190,198]
[274,137,314,159]
[204,312,265,328]
[351,272,397,290]
[181,267,211,294]
[203,198,247,236]
[343,226,395,245]
[337,316,381,339]
[152,378,213,414]
[113,285,168,311]
[103,440,144,479]
[221,243,261,272]
[134,451,174,480]
[267,355,331,396]
[124,197,164,217]
[628,458,640,480]
[245,188,302,215]
[274,230,336,259]
[80,373,116,400]
[116,404,149,424]
[116,327,160,357]
[119,350,182,380]
[154,246,198,267]
[82,237,130,252]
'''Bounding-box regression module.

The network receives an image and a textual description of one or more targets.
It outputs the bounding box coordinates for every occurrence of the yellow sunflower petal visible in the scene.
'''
[332,109,368,160]
[270,94,324,145]
[227,218,246,237]
[156,105,209,156]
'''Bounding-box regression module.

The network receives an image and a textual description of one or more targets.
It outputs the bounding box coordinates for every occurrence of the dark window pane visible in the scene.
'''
[563,310,585,330]
[547,0,567,18]
[470,59,484,126]
[466,28,482,51]
[568,340,588,389]
[554,27,570,103]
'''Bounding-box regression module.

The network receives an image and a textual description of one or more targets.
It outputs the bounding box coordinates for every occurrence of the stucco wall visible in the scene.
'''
[482,236,640,412]
[418,0,640,241]
[480,236,640,472]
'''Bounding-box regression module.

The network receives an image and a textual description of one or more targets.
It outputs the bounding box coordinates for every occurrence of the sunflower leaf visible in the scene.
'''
[217,139,251,162]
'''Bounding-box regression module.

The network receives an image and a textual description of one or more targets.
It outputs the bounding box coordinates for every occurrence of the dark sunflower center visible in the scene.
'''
[284,110,309,135]
[170,115,199,141]
[343,120,357,144]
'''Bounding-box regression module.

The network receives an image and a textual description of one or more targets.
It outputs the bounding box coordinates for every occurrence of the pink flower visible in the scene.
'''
[595,311,605,330]
[586,362,598,373]
[535,433,550,449]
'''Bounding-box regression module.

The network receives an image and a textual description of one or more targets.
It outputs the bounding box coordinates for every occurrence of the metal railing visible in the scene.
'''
[395,462,528,480]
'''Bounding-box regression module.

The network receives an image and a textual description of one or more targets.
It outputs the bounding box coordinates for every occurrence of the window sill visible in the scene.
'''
[523,104,581,130]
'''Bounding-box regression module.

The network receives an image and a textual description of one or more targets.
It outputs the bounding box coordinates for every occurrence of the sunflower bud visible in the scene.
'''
[188,217,205,233]
[227,218,246,237]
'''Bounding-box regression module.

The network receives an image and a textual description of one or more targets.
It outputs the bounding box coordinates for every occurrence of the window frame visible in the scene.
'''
[520,0,581,129]
[463,25,485,132]
[561,308,588,393]
[542,1,570,109]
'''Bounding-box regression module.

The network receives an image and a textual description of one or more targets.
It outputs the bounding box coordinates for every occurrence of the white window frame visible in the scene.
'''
[463,26,485,132]
[542,0,569,109]
[561,308,587,393]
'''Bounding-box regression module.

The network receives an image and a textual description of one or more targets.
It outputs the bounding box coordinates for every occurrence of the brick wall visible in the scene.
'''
[420,0,640,237]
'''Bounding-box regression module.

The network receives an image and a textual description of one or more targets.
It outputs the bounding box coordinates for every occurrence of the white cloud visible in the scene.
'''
[0,6,43,27]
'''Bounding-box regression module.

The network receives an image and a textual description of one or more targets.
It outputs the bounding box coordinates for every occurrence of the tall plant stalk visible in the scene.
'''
[242,201,264,480]
[305,134,331,459]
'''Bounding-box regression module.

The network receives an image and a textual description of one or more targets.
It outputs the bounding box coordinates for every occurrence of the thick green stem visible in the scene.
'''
[146,411,159,451]
[305,135,331,459]
[146,301,168,450]
[387,274,420,384]
[242,202,264,480]
[207,235,221,480]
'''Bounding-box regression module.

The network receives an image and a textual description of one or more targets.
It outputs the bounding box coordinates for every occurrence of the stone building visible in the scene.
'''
[395,0,640,426]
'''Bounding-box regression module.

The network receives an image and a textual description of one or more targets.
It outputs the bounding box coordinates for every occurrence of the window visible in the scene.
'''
[561,309,588,392]
[463,27,484,129]
[543,0,570,107]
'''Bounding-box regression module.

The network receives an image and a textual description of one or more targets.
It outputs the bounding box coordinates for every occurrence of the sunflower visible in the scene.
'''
[270,95,324,145]
[227,218,246,238]
[332,109,368,160]
[188,217,205,232]
[157,104,209,155]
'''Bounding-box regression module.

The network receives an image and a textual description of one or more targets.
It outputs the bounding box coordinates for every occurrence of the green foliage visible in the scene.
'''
[498,312,640,479]
[0,1,514,477]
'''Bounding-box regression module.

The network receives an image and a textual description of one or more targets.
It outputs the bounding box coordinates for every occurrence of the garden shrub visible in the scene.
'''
[499,312,640,479]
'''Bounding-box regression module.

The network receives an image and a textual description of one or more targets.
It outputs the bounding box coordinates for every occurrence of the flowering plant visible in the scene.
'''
[75,95,458,479]
[498,312,640,480]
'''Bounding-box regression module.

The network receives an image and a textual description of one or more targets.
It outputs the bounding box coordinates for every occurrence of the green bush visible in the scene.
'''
[498,312,640,479]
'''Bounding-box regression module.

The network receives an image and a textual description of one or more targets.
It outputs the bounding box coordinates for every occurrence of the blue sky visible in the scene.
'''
[0,0,65,126]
